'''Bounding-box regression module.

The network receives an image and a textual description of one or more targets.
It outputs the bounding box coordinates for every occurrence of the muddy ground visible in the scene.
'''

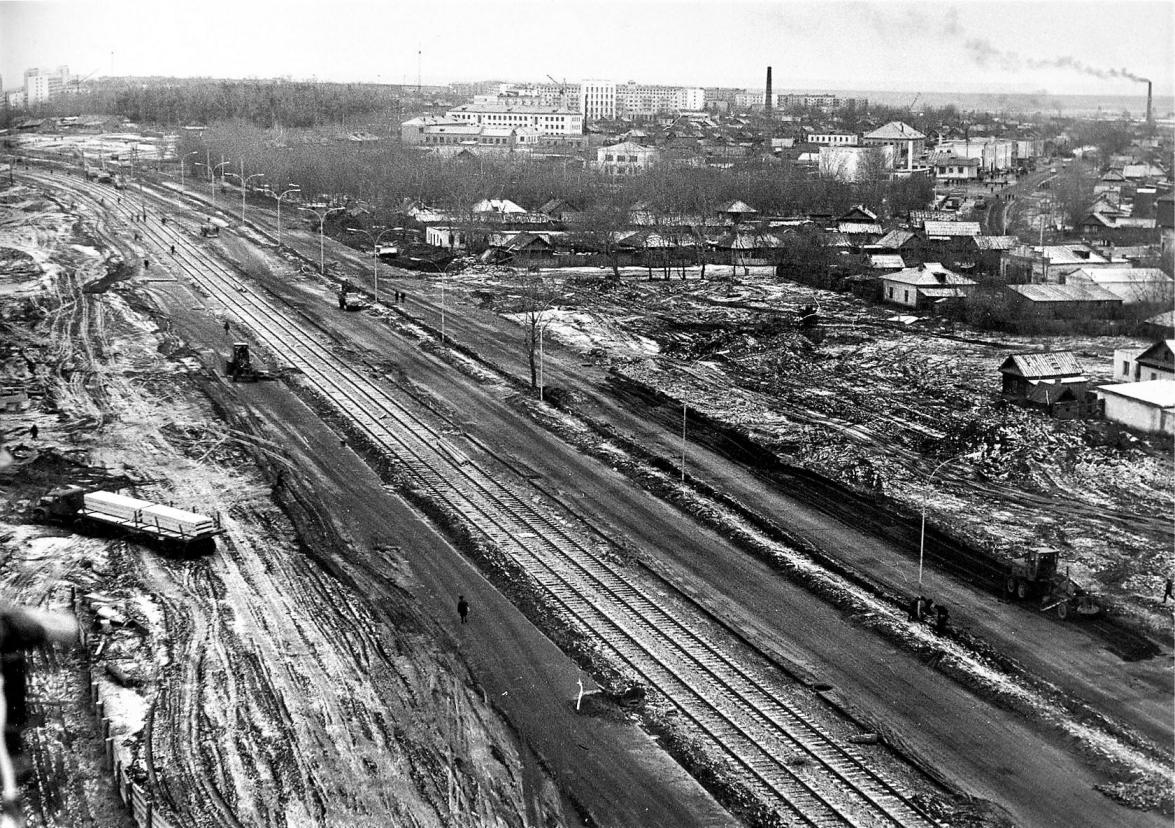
[0,184,575,827]
[466,264,1174,629]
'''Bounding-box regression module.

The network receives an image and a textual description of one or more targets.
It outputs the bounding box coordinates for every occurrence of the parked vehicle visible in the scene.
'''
[1005,547,1098,619]
[32,487,221,553]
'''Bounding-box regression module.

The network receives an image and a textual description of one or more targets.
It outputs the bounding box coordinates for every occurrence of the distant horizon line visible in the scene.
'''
[52,73,1171,100]
[7,70,1170,103]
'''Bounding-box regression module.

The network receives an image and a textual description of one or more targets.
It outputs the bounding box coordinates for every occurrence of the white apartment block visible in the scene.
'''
[579,80,617,120]
[807,133,859,146]
[616,82,704,116]
[445,103,583,135]
[18,66,70,107]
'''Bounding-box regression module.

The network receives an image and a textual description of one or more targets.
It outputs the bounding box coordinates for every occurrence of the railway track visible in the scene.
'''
[28,171,945,827]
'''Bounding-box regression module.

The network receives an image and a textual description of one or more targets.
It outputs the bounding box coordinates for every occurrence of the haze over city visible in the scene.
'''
[1,0,1172,97]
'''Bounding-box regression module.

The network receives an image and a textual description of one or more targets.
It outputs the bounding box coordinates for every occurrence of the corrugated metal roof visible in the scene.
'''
[924,221,981,237]
[838,222,883,235]
[1007,283,1121,303]
[973,235,1017,250]
[868,254,906,269]
[875,229,916,248]
[1000,351,1084,378]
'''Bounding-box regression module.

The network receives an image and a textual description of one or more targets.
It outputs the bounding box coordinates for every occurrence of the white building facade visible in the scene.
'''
[579,80,617,120]
[596,141,660,176]
[1097,380,1175,435]
[444,104,583,135]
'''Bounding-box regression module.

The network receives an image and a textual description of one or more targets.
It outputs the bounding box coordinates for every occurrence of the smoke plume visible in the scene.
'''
[964,37,1148,84]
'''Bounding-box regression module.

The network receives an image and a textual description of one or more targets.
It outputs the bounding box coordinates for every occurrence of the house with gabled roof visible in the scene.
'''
[862,121,925,171]
[1112,339,1175,383]
[998,351,1087,401]
[880,262,976,309]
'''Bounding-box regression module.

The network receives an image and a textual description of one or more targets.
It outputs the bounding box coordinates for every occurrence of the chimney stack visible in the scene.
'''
[1146,80,1153,124]
[765,66,773,113]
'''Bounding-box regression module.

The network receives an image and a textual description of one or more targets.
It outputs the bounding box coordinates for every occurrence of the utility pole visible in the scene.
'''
[680,403,688,482]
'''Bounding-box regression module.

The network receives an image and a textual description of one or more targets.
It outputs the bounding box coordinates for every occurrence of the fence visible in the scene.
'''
[72,587,179,828]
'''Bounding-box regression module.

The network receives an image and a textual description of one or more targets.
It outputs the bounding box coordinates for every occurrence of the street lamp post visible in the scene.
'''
[209,157,231,214]
[272,187,301,247]
[918,450,982,588]
[226,162,265,223]
[345,226,395,304]
[179,151,199,193]
[301,205,344,275]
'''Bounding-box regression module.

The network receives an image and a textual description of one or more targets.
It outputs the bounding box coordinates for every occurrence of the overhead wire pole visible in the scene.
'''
[681,402,688,482]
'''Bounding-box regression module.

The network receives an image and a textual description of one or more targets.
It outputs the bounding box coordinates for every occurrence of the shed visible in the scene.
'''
[1096,380,1175,435]
[1005,283,1122,319]
[1067,268,1174,306]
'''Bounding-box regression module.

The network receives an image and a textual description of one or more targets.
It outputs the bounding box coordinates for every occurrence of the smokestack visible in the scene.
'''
[765,66,773,113]
[1146,80,1152,124]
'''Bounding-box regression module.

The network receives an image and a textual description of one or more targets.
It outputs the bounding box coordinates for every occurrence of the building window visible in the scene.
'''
[1122,361,1129,375]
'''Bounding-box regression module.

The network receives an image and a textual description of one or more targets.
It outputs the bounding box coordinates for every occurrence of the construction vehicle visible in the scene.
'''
[200,220,220,238]
[110,173,125,189]
[337,280,367,311]
[225,342,265,382]
[31,487,222,554]
[1005,546,1099,620]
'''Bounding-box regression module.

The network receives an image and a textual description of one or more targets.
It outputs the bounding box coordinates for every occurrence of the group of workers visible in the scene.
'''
[908,595,950,633]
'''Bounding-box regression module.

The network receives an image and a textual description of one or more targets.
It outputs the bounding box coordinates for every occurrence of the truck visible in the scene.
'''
[32,487,222,554]
[1005,546,1098,620]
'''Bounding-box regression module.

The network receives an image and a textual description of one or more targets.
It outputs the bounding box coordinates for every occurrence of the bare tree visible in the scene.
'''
[519,267,565,391]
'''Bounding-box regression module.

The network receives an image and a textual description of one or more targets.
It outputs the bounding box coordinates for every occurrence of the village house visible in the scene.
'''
[998,351,1094,418]
[1096,380,1175,436]
[880,262,976,309]
[1112,340,1175,383]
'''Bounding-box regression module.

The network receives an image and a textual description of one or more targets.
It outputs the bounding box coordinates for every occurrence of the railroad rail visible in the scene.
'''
[28,171,942,827]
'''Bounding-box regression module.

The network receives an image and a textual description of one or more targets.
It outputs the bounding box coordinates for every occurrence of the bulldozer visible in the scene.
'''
[1005,546,1099,620]
[225,342,262,382]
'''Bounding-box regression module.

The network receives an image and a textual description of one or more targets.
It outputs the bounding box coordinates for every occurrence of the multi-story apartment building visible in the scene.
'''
[17,66,70,107]
[616,82,704,116]
[938,137,1016,172]
[444,103,583,135]
[579,80,617,120]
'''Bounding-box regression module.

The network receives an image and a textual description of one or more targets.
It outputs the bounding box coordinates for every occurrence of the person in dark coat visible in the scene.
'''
[457,595,470,624]
[935,604,950,633]
[28,425,38,440]
[1163,577,1173,604]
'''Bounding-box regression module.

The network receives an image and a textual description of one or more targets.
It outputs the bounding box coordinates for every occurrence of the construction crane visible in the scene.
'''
[547,74,571,108]
[907,92,921,112]
[73,66,102,94]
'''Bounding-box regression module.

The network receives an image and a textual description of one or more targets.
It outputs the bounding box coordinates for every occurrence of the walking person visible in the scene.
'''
[457,595,470,624]
[1163,576,1173,604]
[28,425,38,441]
[223,320,231,337]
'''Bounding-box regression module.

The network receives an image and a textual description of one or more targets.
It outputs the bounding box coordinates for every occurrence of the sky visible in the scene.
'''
[1,0,1172,98]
